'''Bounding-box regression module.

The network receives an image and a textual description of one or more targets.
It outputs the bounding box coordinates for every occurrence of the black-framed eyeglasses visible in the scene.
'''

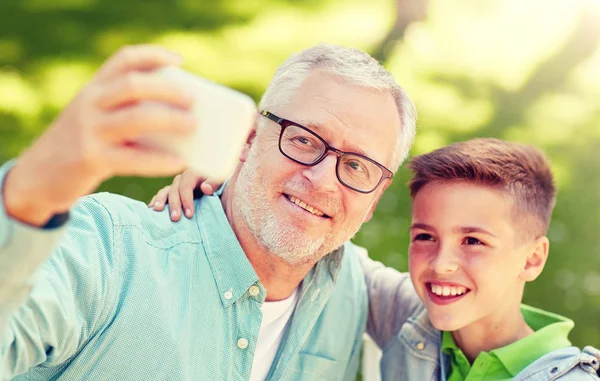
[260,110,393,194]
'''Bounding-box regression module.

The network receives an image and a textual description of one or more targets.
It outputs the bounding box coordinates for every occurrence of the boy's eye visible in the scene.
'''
[414,233,434,241]
[464,237,483,245]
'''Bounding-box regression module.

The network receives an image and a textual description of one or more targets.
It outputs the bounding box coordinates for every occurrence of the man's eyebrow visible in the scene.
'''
[300,120,375,159]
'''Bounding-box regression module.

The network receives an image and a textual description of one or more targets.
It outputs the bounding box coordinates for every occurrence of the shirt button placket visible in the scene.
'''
[237,338,249,350]
[249,285,260,297]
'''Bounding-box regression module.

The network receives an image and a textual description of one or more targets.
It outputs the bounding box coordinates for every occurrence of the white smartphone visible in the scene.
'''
[138,66,257,181]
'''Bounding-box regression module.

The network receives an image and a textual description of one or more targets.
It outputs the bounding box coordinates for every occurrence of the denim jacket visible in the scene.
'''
[358,247,600,381]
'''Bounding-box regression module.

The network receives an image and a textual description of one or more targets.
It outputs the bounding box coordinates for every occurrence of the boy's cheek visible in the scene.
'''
[408,254,428,297]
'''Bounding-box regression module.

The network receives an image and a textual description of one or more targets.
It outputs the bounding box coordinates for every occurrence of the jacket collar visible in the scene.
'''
[513,345,600,380]
[409,307,600,381]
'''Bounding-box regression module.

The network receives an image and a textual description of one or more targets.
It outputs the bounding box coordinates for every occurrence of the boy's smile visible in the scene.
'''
[426,281,471,305]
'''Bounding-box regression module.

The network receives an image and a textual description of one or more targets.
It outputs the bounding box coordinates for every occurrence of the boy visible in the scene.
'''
[360,138,600,380]
[151,138,600,380]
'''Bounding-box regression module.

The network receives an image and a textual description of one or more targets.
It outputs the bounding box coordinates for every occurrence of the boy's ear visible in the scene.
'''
[520,236,549,282]
[239,128,257,163]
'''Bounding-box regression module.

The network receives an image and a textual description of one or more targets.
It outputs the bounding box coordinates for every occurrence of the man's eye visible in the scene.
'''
[414,233,433,241]
[347,160,366,172]
[464,237,483,245]
[293,136,312,145]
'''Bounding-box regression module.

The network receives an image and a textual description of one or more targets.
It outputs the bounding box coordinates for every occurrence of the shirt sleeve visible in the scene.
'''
[355,245,423,350]
[0,161,119,379]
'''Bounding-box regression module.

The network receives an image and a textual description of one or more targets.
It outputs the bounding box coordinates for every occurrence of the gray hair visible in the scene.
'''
[258,43,417,172]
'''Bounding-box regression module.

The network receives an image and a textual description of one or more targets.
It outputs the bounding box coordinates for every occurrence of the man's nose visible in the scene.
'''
[301,154,339,192]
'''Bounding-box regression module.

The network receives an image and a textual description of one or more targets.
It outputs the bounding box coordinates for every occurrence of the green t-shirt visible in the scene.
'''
[443,305,573,381]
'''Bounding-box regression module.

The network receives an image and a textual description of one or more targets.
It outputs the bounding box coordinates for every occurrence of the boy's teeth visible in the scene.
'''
[430,283,467,297]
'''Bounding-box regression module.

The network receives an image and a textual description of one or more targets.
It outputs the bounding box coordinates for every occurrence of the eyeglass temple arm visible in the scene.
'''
[260,110,282,124]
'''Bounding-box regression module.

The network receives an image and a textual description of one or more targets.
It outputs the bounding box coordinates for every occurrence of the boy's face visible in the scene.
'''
[409,181,541,331]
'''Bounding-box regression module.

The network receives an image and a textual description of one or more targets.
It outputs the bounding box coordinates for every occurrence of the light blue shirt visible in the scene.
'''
[0,161,367,380]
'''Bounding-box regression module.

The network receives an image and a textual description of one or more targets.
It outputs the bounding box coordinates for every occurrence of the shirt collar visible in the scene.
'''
[441,329,457,353]
[195,184,345,308]
[492,304,573,376]
[442,330,472,380]
[442,304,574,377]
[194,185,260,308]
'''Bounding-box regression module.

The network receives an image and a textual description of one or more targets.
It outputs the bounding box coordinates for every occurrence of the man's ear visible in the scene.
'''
[520,236,549,282]
[239,128,257,163]
[364,180,392,223]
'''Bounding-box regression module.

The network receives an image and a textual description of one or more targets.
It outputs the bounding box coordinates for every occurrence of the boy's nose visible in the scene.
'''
[429,249,459,274]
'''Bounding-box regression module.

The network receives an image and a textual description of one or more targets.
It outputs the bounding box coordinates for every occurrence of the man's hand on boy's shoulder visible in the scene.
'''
[148,169,223,221]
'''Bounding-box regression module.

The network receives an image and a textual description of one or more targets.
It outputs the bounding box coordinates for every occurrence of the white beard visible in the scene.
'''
[233,145,361,266]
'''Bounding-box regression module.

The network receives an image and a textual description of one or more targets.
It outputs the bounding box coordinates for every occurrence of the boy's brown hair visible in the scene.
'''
[407,138,556,241]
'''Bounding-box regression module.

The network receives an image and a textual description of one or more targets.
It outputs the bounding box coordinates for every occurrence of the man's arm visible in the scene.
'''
[355,246,423,350]
[0,44,194,379]
[0,186,119,378]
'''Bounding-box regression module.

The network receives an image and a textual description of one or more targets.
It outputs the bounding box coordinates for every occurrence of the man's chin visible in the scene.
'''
[265,237,339,267]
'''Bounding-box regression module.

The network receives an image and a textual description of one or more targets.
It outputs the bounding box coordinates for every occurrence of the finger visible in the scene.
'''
[153,186,171,211]
[167,175,183,221]
[97,72,193,110]
[96,45,182,81]
[177,171,202,218]
[148,195,157,207]
[97,103,195,142]
[107,146,186,178]
[201,180,223,195]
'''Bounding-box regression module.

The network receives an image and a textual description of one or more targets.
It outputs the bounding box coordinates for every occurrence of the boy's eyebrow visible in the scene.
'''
[410,223,435,231]
[410,223,497,238]
[456,226,497,238]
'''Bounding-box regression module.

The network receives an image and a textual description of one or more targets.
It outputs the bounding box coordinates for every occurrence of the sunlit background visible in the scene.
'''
[1,0,599,364]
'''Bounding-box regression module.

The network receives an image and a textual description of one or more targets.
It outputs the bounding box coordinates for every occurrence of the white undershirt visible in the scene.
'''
[249,288,299,381]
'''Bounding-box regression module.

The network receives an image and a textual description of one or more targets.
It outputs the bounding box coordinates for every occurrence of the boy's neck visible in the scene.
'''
[452,307,534,363]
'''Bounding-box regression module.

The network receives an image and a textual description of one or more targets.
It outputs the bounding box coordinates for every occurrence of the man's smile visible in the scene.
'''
[283,194,330,218]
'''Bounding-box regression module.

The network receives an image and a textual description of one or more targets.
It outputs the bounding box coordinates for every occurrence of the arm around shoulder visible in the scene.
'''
[353,244,422,350]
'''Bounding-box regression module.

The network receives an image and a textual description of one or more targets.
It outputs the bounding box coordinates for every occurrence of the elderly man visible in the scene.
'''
[0,44,416,380]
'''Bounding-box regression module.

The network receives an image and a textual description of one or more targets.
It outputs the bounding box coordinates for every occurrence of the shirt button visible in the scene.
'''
[249,285,260,297]
[416,342,425,351]
[237,338,249,349]
[224,291,233,300]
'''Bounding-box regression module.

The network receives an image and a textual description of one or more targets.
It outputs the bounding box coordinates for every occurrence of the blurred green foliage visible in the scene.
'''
[1,0,599,359]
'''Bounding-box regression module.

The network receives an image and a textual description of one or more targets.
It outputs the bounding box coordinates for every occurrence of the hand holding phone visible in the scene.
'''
[138,67,257,181]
